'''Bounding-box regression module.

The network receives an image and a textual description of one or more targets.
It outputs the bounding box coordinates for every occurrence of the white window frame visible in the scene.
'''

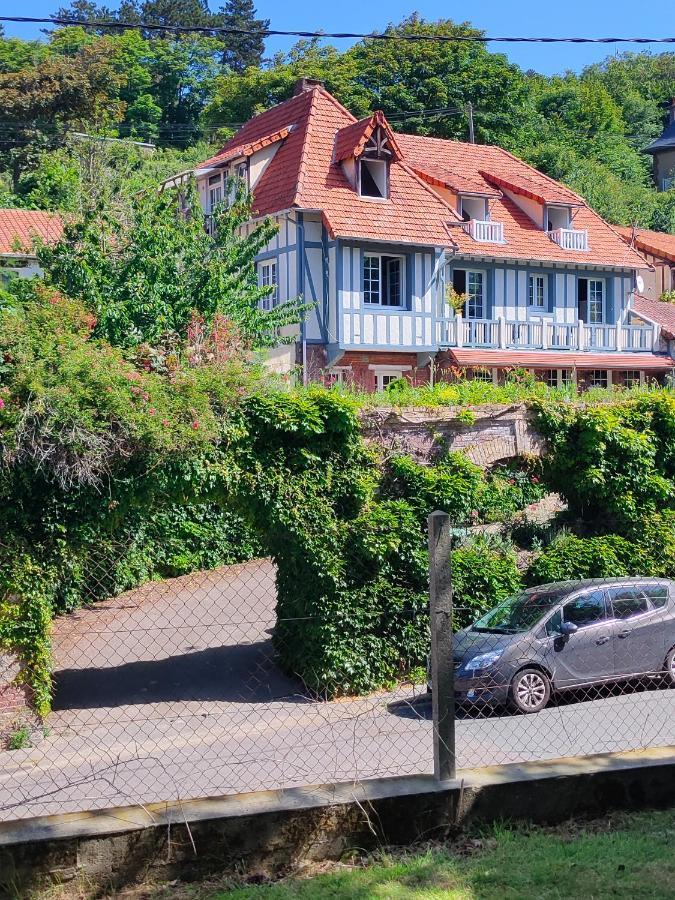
[208,173,223,211]
[258,260,278,310]
[459,195,488,222]
[588,279,605,324]
[358,158,388,199]
[466,269,485,319]
[362,252,405,307]
[369,364,412,392]
[528,273,547,309]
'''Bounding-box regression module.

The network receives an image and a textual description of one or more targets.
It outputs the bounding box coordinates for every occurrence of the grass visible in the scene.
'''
[7,725,31,750]
[117,808,675,899]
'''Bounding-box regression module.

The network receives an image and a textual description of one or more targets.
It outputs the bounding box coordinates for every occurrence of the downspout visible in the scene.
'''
[282,211,306,385]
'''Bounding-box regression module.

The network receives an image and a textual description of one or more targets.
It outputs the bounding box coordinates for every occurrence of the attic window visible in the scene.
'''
[359,158,388,199]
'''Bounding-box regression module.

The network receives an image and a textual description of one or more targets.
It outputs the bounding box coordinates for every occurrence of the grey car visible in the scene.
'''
[440,578,675,714]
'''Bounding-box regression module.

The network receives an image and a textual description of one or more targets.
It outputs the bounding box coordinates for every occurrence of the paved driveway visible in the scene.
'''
[1,559,674,821]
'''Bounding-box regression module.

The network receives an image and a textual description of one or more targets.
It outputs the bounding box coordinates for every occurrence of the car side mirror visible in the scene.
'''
[559,621,578,637]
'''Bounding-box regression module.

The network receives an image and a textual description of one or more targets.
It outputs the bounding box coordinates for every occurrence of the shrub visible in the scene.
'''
[524,532,646,586]
[451,536,523,629]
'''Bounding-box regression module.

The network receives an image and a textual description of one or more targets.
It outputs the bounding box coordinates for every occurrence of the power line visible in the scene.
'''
[1,16,675,44]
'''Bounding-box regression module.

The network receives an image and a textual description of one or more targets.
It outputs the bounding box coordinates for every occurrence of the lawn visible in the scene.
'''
[128,808,675,899]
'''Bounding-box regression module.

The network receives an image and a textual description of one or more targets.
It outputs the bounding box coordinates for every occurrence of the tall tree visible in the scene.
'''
[216,0,268,73]
[37,181,305,348]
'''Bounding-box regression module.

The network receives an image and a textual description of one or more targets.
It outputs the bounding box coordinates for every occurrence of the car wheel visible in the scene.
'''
[509,668,551,714]
[665,646,675,686]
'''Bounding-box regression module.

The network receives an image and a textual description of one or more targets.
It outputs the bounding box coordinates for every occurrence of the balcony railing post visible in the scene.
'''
[577,319,585,351]
[456,313,464,348]
[498,315,506,349]
[615,321,622,352]
[542,320,549,350]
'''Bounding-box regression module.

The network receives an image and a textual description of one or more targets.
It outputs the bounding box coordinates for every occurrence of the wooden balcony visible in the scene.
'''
[437,314,658,353]
[550,227,589,252]
[467,219,505,244]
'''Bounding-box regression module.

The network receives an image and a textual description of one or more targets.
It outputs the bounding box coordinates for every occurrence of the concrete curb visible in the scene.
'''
[1,747,674,895]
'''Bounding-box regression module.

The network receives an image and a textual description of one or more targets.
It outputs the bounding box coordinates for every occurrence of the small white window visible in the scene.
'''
[469,367,492,383]
[258,261,278,310]
[359,159,388,199]
[362,254,403,306]
[450,268,485,319]
[621,370,641,388]
[547,206,571,231]
[528,274,546,308]
[208,173,222,211]
[460,195,488,222]
[376,371,403,391]
[540,369,558,388]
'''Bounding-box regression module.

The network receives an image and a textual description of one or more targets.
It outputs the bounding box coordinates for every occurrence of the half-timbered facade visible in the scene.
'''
[182,79,674,389]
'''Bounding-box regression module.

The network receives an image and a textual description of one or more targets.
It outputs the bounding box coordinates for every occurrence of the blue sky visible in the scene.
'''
[4,0,674,75]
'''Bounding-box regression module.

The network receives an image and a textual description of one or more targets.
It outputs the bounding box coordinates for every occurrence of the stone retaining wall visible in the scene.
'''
[360,404,546,467]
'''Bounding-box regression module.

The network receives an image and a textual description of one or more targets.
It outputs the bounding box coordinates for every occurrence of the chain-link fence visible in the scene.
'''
[0,551,431,822]
[1,512,674,824]
[429,512,675,777]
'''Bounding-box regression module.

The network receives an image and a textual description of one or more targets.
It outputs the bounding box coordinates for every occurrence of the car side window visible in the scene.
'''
[607,587,650,620]
[545,609,563,636]
[562,592,607,628]
[645,586,669,610]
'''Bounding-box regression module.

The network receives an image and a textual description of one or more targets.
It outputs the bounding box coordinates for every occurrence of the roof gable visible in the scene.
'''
[333,111,402,162]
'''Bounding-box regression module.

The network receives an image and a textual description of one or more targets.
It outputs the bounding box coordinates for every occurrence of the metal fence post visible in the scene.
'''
[428,510,456,782]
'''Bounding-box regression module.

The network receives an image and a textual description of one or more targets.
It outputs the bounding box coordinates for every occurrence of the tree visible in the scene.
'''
[37,180,305,348]
[216,0,268,73]
[0,39,124,186]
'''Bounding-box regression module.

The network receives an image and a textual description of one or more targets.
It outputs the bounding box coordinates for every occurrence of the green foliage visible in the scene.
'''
[37,180,305,349]
[535,393,675,532]
[8,726,31,750]
[451,536,523,629]
[525,532,641,585]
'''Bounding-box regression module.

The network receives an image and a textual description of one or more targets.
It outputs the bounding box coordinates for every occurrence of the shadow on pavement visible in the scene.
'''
[53,640,311,710]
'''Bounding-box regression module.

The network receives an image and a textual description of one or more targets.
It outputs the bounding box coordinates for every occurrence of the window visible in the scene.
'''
[588,370,608,389]
[258,261,278,310]
[528,274,546,308]
[607,587,650,620]
[561,370,574,388]
[466,271,484,319]
[362,254,403,306]
[545,609,563,636]
[646,586,670,609]
[469,367,492,383]
[359,159,388,198]
[375,371,404,391]
[460,195,488,222]
[621,370,641,388]
[562,592,607,627]
[589,279,604,323]
[547,205,571,231]
[541,369,558,388]
[208,173,222,210]
[577,278,604,323]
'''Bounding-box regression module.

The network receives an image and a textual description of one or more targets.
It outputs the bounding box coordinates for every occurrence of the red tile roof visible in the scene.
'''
[448,348,674,370]
[198,127,291,170]
[616,226,675,264]
[193,87,648,268]
[633,294,675,339]
[333,111,402,162]
[480,170,583,207]
[0,209,62,255]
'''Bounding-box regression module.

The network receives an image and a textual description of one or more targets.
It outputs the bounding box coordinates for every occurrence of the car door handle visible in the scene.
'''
[595,635,610,645]
[617,630,631,639]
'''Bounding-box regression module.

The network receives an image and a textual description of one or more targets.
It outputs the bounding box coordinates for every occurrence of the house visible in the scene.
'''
[184,79,673,390]
[0,209,62,285]
[645,99,675,192]
[616,226,675,355]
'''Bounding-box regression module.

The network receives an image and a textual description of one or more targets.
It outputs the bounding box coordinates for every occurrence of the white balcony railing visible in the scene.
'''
[441,314,656,352]
[550,227,589,252]
[469,219,504,243]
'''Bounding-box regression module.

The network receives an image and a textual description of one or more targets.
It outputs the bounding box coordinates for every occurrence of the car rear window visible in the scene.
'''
[607,585,670,618]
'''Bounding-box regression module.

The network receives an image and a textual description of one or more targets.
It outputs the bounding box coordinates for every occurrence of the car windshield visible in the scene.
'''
[472,590,565,634]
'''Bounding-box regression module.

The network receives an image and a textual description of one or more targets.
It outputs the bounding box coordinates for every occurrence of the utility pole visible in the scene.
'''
[467,103,475,144]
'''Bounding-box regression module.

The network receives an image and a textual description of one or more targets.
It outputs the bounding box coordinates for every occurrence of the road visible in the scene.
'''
[1,559,673,822]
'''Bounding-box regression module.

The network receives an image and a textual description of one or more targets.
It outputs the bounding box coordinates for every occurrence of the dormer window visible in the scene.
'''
[547,206,571,231]
[460,196,489,222]
[359,158,388,198]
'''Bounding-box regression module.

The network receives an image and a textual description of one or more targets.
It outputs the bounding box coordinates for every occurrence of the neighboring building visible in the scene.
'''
[646,99,675,192]
[0,209,62,285]
[182,80,673,390]
[616,226,675,357]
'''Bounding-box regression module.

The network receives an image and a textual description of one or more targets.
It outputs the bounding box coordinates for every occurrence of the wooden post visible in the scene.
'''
[428,511,456,783]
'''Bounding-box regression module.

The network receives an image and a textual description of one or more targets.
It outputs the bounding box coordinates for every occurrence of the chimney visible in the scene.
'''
[293,77,324,96]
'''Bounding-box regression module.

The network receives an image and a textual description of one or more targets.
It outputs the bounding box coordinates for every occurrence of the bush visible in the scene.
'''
[525,531,646,585]
[451,536,523,629]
